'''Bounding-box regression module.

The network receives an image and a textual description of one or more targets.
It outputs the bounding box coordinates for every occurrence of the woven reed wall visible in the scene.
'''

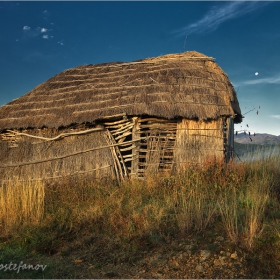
[0,127,115,181]
[174,118,225,170]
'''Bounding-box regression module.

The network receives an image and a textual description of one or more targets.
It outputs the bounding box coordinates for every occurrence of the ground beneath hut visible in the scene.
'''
[3,231,276,279]
[54,236,249,279]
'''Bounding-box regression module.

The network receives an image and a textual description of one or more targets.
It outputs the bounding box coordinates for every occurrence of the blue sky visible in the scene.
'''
[0,1,279,136]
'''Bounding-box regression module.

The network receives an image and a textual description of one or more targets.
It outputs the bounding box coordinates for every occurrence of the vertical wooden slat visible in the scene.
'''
[131,117,140,178]
[225,117,234,162]
[103,131,122,184]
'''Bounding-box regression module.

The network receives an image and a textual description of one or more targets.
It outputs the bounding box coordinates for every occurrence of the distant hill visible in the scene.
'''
[234,133,280,145]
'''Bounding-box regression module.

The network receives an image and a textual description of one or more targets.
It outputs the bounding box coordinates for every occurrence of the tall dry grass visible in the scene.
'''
[0,155,279,252]
[0,179,45,235]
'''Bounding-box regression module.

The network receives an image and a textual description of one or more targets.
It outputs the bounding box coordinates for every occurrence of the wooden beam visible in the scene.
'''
[111,123,134,136]
[6,127,105,143]
[119,145,136,152]
[115,131,132,141]
[137,118,177,123]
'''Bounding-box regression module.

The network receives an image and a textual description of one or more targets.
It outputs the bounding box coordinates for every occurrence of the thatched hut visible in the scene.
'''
[0,51,242,182]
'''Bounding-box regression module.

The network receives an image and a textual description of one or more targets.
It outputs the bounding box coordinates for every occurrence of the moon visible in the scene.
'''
[255,72,259,76]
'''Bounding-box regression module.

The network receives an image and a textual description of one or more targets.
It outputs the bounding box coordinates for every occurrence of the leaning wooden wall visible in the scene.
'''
[174,118,224,170]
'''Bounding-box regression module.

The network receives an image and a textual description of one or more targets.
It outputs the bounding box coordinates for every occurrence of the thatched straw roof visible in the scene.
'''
[0,51,242,130]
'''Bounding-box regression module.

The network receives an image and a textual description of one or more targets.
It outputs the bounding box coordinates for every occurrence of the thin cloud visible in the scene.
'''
[43,9,50,21]
[243,75,280,85]
[174,1,269,36]
[22,26,52,39]
[270,115,280,119]
[23,26,41,38]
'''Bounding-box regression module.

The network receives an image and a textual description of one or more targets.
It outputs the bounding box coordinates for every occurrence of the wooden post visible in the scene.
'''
[226,117,234,162]
[131,117,140,178]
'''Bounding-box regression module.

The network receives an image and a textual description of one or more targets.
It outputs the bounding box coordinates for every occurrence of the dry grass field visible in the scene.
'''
[0,155,280,278]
